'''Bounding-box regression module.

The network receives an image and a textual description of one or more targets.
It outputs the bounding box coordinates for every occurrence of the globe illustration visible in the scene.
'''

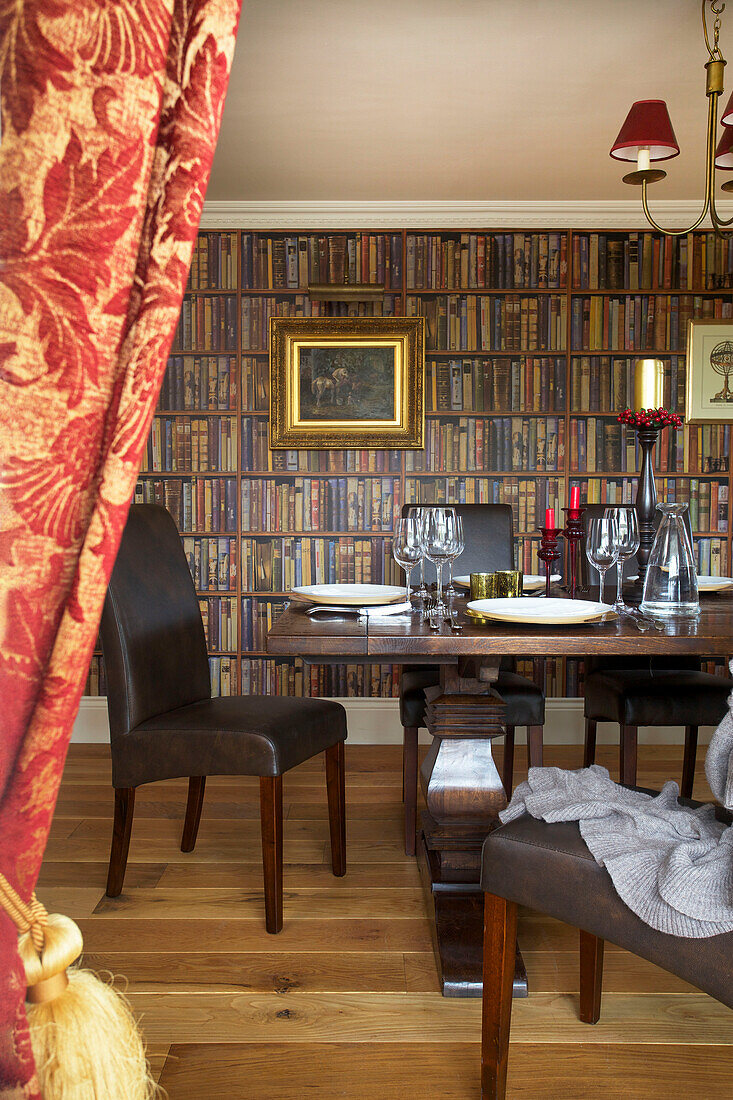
[709,340,733,402]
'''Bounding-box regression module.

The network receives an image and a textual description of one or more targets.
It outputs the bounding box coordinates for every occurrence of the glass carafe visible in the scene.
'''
[640,503,699,618]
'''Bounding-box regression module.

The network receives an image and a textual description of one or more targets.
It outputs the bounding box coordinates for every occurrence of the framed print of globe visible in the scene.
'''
[686,318,733,422]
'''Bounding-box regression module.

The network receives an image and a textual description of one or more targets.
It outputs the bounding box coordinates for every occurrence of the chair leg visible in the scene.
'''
[579,929,605,1024]
[619,724,638,787]
[326,741,346,877]
[681,725,698,799]
[481,891,518,1100]
[502,726,515,794]
[527,725,543,769]
[584,719,597,768]
[403,725,419,856]
[181,776,206,852]
[106,787,135,898]
[260,775,283,934]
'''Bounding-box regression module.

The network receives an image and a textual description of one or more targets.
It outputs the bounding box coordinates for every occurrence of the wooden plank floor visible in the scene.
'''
[45,743,732,1098]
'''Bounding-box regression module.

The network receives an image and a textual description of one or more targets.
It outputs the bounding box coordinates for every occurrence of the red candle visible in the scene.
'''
[570,486,580,510]
[545,507,555,530]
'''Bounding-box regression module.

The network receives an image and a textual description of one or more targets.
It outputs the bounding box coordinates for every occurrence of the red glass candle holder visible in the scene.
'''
[562,506,586,600]
[538,526,563,598]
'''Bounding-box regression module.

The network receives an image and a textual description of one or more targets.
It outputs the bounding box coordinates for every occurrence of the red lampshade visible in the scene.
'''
[610,99,680,162]
[721,90,733,127]
[715,125,733,168]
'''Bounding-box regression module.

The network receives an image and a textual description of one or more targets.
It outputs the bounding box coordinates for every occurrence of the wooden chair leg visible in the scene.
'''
[181,776,206,852]
[527,725,543,769]
[403,725,419,856]
[326,741,346,877]
[579,929,605,1024]
[681,725,698,799]
[502,726,515,794]
[481,891,518,1100]
[260,775,283,934]
[584,718,597,768]
[619,724,638,787]
[106,787,135,897]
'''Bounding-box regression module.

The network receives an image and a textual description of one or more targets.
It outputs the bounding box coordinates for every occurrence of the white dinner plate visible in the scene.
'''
[454,574,561,592]
[466,597,616,626]
[290,583,406,607]
[696,575,733,593]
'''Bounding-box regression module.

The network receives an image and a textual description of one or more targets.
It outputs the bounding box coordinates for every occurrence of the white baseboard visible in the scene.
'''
[73,696,713,747]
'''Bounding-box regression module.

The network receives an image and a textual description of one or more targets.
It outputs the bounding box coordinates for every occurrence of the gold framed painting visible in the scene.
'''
[269,316,425,449]
[686,318,733,422]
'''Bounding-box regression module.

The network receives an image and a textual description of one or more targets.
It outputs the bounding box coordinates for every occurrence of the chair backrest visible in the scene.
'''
[100,504,211,741]
[400,503,514,583]
[580,502,699,675]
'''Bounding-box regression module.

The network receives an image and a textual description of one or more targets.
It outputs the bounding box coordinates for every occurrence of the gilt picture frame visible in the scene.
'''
[686,317,733,424]
[269,316,425,449]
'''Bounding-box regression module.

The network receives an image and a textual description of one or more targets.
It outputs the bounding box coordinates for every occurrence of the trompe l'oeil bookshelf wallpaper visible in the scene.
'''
[85,228,733,701]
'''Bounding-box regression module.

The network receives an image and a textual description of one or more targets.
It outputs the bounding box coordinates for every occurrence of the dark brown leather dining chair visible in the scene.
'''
[100,504,347,933]
[579,503,733,795]
[399,503,546,855]
[479,798,733,1099]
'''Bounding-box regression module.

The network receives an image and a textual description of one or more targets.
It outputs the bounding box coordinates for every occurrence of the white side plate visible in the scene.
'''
[291,583,406,607]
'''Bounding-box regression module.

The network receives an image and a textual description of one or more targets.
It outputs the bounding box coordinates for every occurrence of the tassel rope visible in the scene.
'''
[0,870,157,1099]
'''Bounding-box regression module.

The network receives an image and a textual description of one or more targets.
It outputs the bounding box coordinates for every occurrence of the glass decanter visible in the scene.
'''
[640,503,699,618]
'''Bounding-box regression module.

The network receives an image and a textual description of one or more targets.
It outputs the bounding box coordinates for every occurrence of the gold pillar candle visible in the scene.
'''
[470,573,497,599]
[493,570,523,598]
[634,358,664,410]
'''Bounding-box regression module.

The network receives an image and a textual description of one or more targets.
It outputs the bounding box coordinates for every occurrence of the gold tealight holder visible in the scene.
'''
[470,573,496,599]
[470,571,523,599]
[493,570,523,598]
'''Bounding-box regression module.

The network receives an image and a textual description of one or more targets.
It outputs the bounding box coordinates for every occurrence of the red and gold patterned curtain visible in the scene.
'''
[0,2,241,1092]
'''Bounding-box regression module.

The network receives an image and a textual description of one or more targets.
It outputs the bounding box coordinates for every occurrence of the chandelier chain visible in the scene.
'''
[704,0,726,61]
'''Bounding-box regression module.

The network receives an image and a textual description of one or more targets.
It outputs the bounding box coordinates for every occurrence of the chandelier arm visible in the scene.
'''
[706,71,733,229]
[640,89,719,236]
[641,182,710,236]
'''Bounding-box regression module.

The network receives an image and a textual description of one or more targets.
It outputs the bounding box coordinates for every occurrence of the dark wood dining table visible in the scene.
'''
[267,592,733,998]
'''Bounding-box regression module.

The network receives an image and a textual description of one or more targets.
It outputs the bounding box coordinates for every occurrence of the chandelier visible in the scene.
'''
[610,0,733,235]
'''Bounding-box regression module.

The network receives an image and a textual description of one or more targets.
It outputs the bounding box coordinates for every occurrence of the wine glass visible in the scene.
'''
[586,517,619,605]
[422,507,457,615]
[392,517,423,606]
[445,513,465,599]
[407,506,430,601]
[604,506,640,613]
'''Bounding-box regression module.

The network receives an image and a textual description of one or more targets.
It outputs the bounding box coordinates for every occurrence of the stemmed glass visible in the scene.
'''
[407,506,429,602]
[445,513,465,599]
[392,517,423,607]
[422,507,458,615]
[586,517,619,605]
[604,506,640,613]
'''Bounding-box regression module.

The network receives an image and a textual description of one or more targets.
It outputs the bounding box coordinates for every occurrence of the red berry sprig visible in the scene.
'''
[616,407,684,430]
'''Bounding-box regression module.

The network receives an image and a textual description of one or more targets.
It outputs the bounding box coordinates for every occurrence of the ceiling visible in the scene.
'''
[208,0,731,206]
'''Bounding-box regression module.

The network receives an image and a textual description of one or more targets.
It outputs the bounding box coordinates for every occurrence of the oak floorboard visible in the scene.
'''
[144,1043,170,1084]
[34,886,104,918]
[75,917,434,953]
[157,860,421,890]
[69,816,398,843]
[125,991,733,1045]
[518,951,696,995]
[42,836,328,863]
[156,1042,733,1100]
[93,887,426,920]
[82,951,411,993]
[51,798,265,820]
[36,861,167,889]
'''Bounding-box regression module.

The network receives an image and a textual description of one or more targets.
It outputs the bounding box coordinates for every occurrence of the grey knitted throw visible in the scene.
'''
[500,665,733,939]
